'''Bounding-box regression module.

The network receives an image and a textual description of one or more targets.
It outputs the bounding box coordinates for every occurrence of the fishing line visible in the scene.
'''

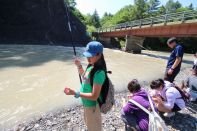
[45,0,82,83]
[65,0,82,83]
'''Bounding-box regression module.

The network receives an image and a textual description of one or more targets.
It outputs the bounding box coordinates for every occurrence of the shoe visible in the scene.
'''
[163,112,175,117]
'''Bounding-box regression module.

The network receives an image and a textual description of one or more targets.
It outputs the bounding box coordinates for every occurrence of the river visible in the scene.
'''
[0,44,193,129]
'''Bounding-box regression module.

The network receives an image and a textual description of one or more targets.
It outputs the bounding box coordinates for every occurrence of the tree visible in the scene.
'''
[89,10,101,28]
[111,5,136,24]
[158,5,166,14]
[64,0,76,8]
[165,0,182,13]
[134,0,148,19]
[84,13,92,25]
[64,0,86,25]
[72,8,86,24]
[86,25,96,33]
[174,1,182,9]
[148,0,160,13]
[188,3,194,10]
[165,0,174,13]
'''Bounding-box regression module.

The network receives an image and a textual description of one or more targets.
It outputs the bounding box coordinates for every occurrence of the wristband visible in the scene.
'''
[170,68,174,70]
[74,91,80,98]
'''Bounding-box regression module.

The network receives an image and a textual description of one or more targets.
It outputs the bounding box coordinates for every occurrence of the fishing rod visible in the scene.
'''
[65,1,82,83]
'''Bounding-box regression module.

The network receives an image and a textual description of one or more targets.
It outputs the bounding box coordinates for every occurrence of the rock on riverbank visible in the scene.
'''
[14,68,197,131]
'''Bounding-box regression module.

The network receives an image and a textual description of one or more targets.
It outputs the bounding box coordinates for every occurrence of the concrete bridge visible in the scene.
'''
[93,11,197,53]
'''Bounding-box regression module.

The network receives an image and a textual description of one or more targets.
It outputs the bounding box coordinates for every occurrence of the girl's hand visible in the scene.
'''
[64,87,75,95]
[168,68,173,75]
[152,96,162,103]
[74,57,81,66]
[152,96,159,103]
[156,96,163,104]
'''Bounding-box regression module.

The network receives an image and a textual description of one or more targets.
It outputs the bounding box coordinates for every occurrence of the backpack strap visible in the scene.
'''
[89,66,109,106]
[147,92,156,113]
[162,87,169,100]
[146,92,166,122]
[129,99,151,116]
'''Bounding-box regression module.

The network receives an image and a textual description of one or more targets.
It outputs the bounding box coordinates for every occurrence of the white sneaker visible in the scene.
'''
[163,112,175,117]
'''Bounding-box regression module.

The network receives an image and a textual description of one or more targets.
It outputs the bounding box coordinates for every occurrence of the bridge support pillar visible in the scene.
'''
[125,35,144,54]
[98,37,112,47]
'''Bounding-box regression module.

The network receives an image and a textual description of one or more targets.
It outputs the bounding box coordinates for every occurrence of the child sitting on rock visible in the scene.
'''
[182,66,197,102]
[121,79,150,131]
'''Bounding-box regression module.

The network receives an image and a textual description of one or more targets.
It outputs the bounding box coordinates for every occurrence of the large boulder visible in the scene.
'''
[0,0,89,45]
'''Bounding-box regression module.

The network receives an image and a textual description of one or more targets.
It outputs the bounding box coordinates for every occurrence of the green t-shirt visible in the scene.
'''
[80,66,106,107]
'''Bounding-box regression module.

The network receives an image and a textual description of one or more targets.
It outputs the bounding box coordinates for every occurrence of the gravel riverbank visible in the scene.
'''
[13,67,197,131]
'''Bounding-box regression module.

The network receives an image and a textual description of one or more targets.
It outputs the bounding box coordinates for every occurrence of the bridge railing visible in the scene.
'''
[97,10,197,33]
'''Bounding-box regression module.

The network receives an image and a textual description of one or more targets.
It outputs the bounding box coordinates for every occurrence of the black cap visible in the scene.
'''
[167,37,176,44]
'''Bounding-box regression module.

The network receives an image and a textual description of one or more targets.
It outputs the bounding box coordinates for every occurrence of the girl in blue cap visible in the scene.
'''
[64,41,107,131]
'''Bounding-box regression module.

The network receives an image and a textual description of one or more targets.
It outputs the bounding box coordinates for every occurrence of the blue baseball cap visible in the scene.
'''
[83,41,103,57]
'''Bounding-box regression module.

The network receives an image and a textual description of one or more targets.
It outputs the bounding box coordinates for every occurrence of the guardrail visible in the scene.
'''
[97,11,197,33]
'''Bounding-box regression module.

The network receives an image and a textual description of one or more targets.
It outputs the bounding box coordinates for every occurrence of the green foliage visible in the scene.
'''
[100,0,194,28]
[165,0,182,13]
[100,12,113,27]
[112,5,136,24]
[176,7,192,12]
[148,0,160,12]
[64,0,76,7]
[120,40,126,48]
[90,10,101,28]
[188,3,194,10]
[158,5,166,14]
[134,0,148,19]
[64,0,87,25]
[147,0,160,16]
[86,25,96,33]
[84,14,92,25]
[83,11,101,28]
[71,8,86,24]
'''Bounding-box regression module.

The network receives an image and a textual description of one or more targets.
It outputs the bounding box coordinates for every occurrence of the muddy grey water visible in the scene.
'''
[0,45,193,129]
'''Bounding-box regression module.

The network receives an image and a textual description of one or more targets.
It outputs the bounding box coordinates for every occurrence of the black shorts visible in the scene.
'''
[164,69,180,83]
[171,104,181,112]
[121,109,140,131]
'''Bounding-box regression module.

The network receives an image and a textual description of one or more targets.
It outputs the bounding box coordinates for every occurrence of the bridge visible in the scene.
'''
[93,11,197,53]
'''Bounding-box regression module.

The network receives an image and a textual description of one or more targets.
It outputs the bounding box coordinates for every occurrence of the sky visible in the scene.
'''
[75,0,197,17]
